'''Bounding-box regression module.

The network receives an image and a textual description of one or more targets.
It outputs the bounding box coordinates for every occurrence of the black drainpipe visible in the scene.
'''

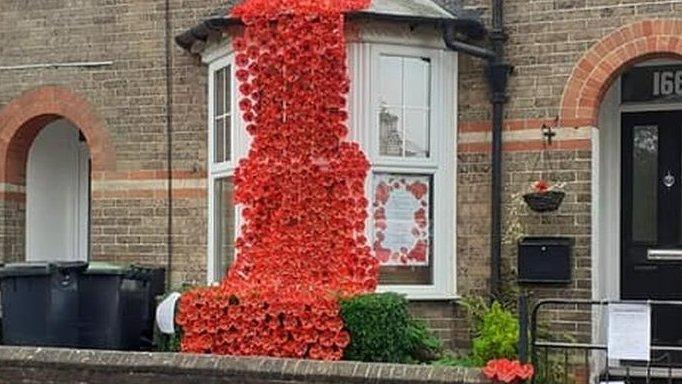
[164,0,174,291]
[443,0,510,299]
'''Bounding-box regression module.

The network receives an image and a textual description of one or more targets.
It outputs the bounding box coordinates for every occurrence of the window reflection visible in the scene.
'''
[632,125,658,243]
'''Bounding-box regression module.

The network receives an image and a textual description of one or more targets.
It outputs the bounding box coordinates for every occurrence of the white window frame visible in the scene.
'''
[351,43,458,299]
[206,54,248,284]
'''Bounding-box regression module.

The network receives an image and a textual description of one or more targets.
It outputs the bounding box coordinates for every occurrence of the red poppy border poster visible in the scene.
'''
[373,174,431,267]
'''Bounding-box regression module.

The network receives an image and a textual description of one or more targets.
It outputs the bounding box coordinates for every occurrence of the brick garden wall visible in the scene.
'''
[0,347,486,384]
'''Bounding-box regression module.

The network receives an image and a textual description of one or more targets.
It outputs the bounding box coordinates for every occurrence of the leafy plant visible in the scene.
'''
[432,351,479,368]
[502,192,527,246]
[340,292,442,363]
[464,300,519,366]
[406,318,443,362]
[154,326,181,352]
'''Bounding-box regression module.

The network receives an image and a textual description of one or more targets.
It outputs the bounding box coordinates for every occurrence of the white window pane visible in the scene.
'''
[404,109,430,158]
[214,117,225,163]
[404,58,430,108]
[215,68,225,116]
[214,177,235,281]
[372,173,433,285]
[377,55,432,159]
[225,114,232,161]
[379,55,403,106]
[224,66,231,115]
[379,107,403,157]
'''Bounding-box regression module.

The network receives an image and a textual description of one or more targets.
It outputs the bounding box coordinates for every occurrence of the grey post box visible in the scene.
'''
[517,237,573,284]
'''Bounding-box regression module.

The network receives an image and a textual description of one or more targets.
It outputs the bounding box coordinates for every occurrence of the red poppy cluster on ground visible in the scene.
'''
[176,0,377,360]
[483,359,535,384]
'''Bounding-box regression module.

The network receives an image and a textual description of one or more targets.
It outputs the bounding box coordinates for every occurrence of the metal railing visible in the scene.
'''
[521,298,682,384]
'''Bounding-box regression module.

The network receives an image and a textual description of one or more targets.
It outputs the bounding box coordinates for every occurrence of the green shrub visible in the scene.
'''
[470,301,519,366]
[406,318,443,362]
[340,293,442,364]
[432,351,479,368]
[154,326,181,352]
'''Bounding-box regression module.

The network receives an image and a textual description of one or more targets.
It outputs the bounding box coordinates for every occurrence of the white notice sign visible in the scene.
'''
[607,303,651,361]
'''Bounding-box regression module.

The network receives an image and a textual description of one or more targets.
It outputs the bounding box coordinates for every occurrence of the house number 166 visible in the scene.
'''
[653,70,682,96]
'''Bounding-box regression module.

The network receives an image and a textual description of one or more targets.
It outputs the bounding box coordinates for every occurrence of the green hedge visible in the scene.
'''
[340,293,442,364]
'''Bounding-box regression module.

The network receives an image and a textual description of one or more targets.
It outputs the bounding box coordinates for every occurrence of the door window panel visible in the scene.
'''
[632,125,658,243]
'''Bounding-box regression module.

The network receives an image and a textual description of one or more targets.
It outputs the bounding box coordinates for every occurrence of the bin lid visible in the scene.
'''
[84,262,130,276]
[0,262,53,277]
[0,261,88,278]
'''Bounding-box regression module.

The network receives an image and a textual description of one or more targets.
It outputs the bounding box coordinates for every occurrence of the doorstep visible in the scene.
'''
[0,346,487,384]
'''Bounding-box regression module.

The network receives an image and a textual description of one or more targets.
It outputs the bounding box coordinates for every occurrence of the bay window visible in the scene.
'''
[206,42,457,298]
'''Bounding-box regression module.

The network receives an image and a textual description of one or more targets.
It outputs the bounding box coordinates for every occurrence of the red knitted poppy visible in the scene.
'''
[177,0,377,360]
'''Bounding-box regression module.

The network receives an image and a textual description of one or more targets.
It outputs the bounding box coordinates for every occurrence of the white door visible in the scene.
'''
[26,119,90,262]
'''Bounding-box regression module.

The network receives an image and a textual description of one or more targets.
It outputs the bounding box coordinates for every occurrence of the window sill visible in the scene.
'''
[376,285,459,302]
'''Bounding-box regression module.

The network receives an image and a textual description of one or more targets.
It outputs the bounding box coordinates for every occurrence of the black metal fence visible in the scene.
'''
[520,297,682,384]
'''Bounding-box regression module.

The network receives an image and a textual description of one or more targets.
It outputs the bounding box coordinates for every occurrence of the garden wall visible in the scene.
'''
[0,346,486,384]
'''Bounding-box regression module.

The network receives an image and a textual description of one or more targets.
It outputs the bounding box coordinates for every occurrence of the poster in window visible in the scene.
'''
[373,174,431,266]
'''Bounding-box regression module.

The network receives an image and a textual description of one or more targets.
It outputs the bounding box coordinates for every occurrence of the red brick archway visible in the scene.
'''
[0,86,115,184]
[560,19,682,127]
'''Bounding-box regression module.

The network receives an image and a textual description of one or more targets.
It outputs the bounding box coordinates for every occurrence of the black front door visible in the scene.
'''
[622,111,682,360]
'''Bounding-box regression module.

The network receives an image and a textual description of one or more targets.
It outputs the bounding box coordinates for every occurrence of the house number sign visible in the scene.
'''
[622,64,682,103]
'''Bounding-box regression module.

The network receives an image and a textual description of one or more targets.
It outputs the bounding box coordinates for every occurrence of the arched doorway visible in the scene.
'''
[0,86,115,262]
[561,19,682,362]
[26,119,90,262]
[596,59,682,356]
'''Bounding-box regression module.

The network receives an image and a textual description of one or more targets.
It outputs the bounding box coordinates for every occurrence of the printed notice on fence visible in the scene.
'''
[607,303,651,361]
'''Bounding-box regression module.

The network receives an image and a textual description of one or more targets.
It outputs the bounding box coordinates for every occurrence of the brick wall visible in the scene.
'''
[0,199,24,264]
[446,0,682,346]
[0,347,486,384]
[0,1,229,285]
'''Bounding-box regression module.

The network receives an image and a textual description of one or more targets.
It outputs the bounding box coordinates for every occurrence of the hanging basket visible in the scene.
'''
[523,191,565,212]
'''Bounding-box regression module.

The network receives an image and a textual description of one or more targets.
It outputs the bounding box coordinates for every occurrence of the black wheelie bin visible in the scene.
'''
[78,263,165,350]
[0,262,87,347]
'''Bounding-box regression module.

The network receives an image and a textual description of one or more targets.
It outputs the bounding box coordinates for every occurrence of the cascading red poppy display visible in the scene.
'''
[176,0,378,361]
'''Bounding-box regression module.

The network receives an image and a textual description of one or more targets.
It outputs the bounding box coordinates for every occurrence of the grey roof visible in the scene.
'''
[362,0,458,20]
[175,0,484,52]
[221,0,474,20]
